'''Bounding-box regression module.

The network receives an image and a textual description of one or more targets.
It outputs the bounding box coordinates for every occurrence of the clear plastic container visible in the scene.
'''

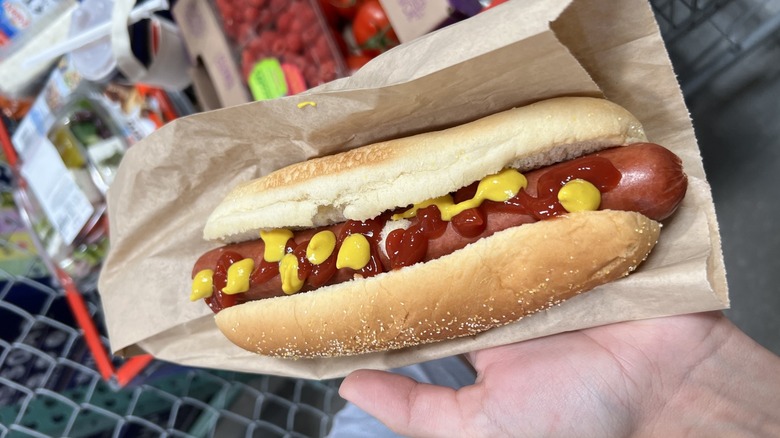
[13,179,108,287]
[50,97,128,193]
[12,96,127,286]
[67,0,116,82]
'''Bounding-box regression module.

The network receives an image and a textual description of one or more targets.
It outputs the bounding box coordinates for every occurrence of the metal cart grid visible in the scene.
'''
[651,0,780,97]
[0,171,346,437]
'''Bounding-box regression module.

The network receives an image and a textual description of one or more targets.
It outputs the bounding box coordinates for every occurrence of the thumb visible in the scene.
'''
[339,369,466,438]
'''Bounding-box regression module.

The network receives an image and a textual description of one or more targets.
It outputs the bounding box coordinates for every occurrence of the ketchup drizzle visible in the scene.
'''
[385,205,447,269]
[499,156,622,219]
[451,207,487,238]
[338,218,385,278]
[205,251,242,313]
[203,152,622,313]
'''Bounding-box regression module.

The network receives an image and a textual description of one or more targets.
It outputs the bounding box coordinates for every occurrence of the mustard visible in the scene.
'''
[558,178,601,212]
[393,168,527,221]
[473,168,528,202]
[337,234,371,270]
[279,253,304,294]
[190,269,214,301]
[392,195,453,220]
[306,230,336,265]
[259,228,293,262]
[222,258,254,294]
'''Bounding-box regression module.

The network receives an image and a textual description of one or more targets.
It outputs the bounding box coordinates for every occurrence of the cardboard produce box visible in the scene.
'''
[379,0,483,43]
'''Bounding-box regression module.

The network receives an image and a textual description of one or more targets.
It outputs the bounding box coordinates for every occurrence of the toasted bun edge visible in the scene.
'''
[204,97,647,242]
[214,210,661,358]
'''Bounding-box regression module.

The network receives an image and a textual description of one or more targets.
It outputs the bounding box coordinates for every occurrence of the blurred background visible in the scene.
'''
[0,0,777,436]
[654,0,780,355]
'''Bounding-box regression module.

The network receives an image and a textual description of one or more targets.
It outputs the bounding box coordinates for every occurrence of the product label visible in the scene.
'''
[248,58,288,101]
[8,58,104,251]
[19,137,94,245]
[0,1,30,39]
[281,63,307,95]
[0,0,65,46]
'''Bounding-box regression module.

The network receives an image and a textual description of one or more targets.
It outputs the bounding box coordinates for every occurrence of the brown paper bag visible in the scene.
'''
[98,0,728,379]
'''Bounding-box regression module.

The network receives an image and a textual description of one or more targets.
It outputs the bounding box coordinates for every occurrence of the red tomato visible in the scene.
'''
[329,27,349,59]
[326,0,363,20]
[316,0,341,27]
[346,54,371,72]
[352,0,398,56]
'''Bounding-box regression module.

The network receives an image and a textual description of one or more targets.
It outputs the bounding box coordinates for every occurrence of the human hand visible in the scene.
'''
[339,312,780,437]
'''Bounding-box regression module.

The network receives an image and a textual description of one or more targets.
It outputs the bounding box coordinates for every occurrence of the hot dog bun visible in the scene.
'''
[215,210,660,358]
[202,96,664,358]
[204,97,647,242]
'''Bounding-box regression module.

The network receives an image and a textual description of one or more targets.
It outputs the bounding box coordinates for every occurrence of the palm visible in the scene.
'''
[339,312,726,437]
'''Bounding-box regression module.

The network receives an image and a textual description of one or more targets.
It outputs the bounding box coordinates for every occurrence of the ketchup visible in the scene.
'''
[486,156,622,219]
[250,258,281,285]
[307,254,338,288]
[292,239,339,289]
[385,205,448,269]
[338,218,385,278]
[451,207,487,238]
[203,152,622,313]
[205,251,242,313]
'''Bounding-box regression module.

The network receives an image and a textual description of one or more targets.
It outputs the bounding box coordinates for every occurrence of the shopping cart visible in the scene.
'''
[1,0,778,436]
[0,96,345,437]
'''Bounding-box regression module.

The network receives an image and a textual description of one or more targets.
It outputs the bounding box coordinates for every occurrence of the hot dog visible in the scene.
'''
[190,97,688,358]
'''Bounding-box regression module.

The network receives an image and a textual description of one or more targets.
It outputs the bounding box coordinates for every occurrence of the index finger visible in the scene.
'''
[339,369,469,437]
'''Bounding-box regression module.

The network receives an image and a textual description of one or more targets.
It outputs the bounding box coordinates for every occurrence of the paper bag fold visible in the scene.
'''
[98,0,728,379]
